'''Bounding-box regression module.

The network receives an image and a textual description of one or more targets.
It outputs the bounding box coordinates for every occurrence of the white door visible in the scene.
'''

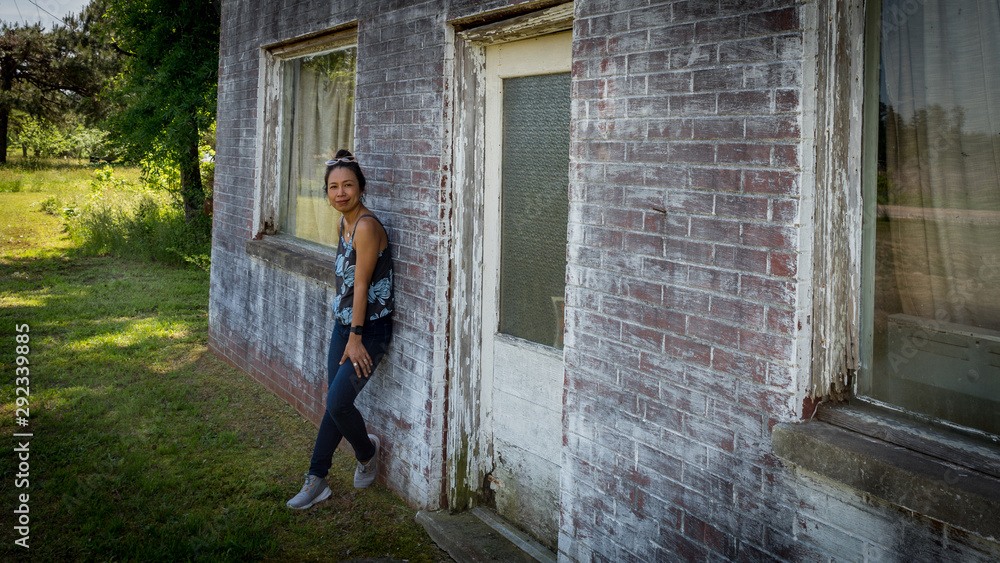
[481,31,571,548]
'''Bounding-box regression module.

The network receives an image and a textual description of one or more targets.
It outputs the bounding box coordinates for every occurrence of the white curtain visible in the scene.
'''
[285,48,356,247]
[880,0,1000,330]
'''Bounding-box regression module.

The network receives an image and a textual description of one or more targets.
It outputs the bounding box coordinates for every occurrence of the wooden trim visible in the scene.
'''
[458,3,573,46]
[264,26,358,57]
[804,0,866,399]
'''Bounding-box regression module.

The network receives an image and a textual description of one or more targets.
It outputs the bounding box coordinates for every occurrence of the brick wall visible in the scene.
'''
[561,0,807,558]
[211,0,1000,560]
[559,1,999,561]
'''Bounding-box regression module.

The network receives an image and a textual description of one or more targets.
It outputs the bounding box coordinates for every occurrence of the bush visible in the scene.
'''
[66,166,211,270]
[0,178,24,192]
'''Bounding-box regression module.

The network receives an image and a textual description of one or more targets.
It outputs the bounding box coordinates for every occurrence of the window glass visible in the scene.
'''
[864,0,1000,435]
[499,72,571,349]
[280,47,356,246]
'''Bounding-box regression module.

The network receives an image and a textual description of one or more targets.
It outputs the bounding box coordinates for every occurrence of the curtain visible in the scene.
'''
[285,48,356,246]
[880,0,1000,331]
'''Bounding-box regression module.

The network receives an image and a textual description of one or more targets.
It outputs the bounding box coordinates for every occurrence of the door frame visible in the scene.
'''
[445,3,574,512]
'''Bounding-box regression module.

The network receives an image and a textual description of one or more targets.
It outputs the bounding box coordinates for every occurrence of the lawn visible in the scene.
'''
[0,159,449,562]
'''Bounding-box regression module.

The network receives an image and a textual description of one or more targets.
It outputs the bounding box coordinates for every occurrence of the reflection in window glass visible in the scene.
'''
[281,47,356,246]
[866,0,1000,435]
[499,73,571,349]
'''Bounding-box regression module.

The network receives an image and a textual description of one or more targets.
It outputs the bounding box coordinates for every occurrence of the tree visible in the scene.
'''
[0,2,118,163]
[101,0,220,225]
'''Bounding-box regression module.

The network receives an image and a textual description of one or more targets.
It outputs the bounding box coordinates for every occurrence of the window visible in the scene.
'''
[255,29,357,248]
[860,0,1000,437]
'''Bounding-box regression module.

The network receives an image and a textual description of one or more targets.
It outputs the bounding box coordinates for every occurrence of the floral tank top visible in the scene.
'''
[332,214,394,326]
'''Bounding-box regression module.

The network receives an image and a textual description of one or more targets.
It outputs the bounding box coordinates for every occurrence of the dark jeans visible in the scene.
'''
[308,317,392,478]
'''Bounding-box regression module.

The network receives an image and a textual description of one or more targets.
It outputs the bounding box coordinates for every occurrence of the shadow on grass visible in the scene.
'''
[0,252,447,562]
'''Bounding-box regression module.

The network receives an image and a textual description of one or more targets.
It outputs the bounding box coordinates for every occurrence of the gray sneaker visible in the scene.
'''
[286,473,331,509]
[354,434,380,488]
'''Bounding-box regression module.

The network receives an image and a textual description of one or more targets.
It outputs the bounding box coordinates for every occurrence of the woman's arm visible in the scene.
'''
[341,217,384,378]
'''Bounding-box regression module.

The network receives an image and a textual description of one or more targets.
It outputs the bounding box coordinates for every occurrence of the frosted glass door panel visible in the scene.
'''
[498,72,571,349]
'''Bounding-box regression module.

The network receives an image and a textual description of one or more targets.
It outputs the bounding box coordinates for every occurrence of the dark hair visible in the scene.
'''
[324,149,366,193]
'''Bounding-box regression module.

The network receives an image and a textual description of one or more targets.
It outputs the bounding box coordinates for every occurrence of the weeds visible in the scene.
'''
[65,165,212,270]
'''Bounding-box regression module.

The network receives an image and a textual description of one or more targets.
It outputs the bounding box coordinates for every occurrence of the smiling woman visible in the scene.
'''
[286,149,396,510]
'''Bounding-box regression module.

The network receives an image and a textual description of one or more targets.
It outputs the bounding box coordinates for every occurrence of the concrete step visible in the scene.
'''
[416,507,557,563]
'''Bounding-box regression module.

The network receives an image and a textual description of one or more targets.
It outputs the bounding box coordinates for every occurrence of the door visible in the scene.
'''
[480,31,571,548]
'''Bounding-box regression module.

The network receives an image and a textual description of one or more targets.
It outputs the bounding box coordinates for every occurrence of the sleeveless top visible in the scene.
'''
[332,214,394,326]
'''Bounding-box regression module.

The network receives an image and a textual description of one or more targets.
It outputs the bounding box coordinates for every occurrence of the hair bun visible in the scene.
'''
[334,149,353,159]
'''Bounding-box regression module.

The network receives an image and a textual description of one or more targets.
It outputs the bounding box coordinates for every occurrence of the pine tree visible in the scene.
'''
[0,2,118,163]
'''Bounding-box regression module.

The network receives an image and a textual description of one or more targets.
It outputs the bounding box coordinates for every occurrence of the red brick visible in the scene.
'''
[692,67,744,91]
[604,207,646,230]
[641,306,687,333]
[745,6,800,35]
[771,197,798,223]
[688,265,740,294]
[775,88,799,112]
[622,188,663,214]
[712,347,767,383]
[606,163,645,185]
[649,71,694,93]
[690,216,741,243]
[589,141,628,161]
[625,232,665,256]
[645,164,690,187]
[649,23,695,47]
[692,117,745,139]
[690,167,741,192]
[623,278,664,304]
[643,257,689,285]
[769,251,797,278]
[630,140,672,162]
[715,193,769,220]
[671,44,718,68]
[738,327,793,360]
[664,286,712,314]
[718,143,771,166]
[665,333,712,366]
[648,118,692,140]
[719,37,775,64]
[688,316,739,346]
[766,306,795,335]
[665,238,714,265]
[745,115,800,139]
[694,15,742,42]
[584,226,624,249]
[714,244,769,274]
[740,273,796,306]
[740,222,796,250]
[710,294,766,327]
[718,90,771,115]
[670,93,718,115]
[667,190,715,214]
[620,323,663,352]
[627,50,670,74]
[684,364,738,401]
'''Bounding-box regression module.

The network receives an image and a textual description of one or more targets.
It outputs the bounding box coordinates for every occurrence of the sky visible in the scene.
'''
[1,0,92,29]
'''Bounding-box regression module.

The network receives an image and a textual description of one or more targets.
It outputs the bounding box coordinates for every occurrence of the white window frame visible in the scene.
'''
[253,27,358,243]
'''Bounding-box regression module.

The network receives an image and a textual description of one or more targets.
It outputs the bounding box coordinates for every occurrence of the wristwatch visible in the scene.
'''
[350,325,363,335]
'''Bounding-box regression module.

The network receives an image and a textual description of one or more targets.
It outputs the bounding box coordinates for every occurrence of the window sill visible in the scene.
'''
[773,407,1000,540]
[245,235,337,283]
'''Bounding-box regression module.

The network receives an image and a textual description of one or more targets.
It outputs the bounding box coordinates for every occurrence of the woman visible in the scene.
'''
[287,150,394,509]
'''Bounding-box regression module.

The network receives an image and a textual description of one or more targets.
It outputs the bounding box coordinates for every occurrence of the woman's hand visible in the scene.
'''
[341,334,373,378]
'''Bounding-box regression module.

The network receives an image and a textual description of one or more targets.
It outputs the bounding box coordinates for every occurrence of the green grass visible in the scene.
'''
[0,162,448,562]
